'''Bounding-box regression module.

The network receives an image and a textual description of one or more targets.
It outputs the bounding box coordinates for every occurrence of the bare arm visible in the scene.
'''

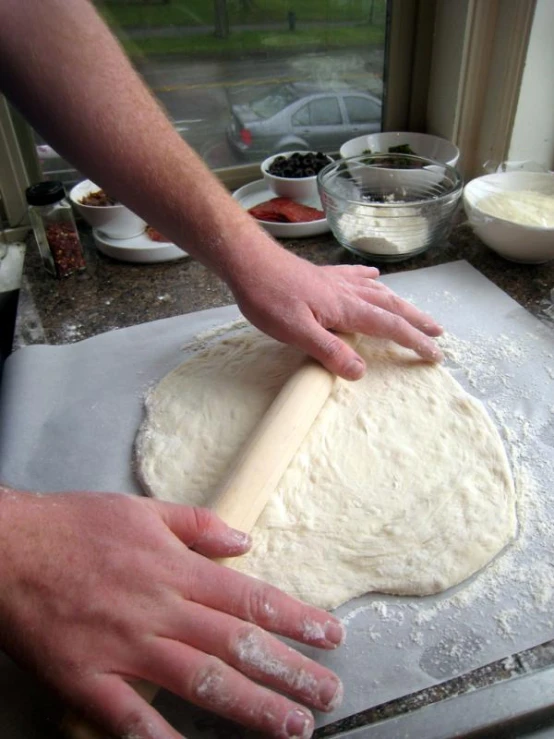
[0,0,443,378]
[0,0,256,281]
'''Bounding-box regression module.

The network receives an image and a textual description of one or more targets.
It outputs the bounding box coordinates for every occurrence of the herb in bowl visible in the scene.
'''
[362,143,419,168]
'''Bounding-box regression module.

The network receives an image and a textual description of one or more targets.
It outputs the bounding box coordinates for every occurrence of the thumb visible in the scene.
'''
[158,504,252,558]
[297,322,366,381]
[62,674,182,739]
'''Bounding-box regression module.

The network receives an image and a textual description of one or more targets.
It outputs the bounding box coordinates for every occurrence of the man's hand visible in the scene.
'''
[230,248,444,380]
[0,489,344,739]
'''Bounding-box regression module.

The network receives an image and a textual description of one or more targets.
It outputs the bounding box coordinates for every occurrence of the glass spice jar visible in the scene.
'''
[25,181,86,278]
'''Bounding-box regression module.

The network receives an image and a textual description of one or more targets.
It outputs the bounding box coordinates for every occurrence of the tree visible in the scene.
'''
[214,0,229,38]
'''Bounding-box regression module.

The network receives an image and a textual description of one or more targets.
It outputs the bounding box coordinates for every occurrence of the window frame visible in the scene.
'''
[425,0,537,179]
[0,98,36,240]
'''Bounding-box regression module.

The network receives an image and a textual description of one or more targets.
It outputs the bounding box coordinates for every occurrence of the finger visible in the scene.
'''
[345,302,444,363]
[354,285,444,336]
[183,552,346,650]
[323,264,380,281]
[141,641,315,739]
[157,504,252,558]
[286,318,366,380]
[68,674,182,739]
[154,602,342,712]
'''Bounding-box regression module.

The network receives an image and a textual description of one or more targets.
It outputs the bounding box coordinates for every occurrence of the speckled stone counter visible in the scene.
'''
[11,224,554,736]
[15,223,554,348]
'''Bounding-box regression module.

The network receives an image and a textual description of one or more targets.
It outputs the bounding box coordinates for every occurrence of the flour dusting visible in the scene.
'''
[339,313,554,680]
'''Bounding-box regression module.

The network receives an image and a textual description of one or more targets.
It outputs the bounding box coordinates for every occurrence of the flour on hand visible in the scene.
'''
[135,330,517,610]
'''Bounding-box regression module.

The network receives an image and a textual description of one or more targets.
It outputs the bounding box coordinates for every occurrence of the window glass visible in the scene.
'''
[309,97,342,126]
[344,95,381,124]
[291,104,311,127]
[35,0,387,186]
[250,87,302,120]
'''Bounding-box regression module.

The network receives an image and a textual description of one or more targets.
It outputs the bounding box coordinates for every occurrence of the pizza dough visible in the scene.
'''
[135,330,516,610]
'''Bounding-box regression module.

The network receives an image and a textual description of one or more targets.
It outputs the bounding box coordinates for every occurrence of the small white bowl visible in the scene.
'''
[261,151,332,202]
[69,180,146,239]
[340,132,460,168]
[463,172,554,264]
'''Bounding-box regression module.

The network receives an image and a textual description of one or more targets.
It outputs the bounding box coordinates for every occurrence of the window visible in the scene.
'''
[2,0,550,230]
[31,0,388,187]
[344,95,381,124]
[308,98,343,127]
[291,105,310,128]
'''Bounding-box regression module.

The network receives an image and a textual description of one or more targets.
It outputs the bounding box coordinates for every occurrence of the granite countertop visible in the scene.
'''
[11,223,554,736]
[15,223,554,348]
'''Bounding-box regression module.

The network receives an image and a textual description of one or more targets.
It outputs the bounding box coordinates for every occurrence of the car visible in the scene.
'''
[226,83,382,160]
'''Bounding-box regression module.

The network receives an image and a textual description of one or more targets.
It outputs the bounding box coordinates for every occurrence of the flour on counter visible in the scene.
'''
[181,316,248,353]
[337,316,554,675]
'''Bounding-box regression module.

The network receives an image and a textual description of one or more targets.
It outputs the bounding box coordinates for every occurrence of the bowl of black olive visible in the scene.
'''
[261,151,333,201]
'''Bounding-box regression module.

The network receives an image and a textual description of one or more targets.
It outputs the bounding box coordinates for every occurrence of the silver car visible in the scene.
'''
[227,83,382,159]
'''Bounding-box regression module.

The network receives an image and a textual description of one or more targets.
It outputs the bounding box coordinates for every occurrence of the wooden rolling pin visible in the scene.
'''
[61,332,359,738]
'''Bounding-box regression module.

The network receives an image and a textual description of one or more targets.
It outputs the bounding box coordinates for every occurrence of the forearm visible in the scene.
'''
[0,1,444,376]
[0,0,277,283]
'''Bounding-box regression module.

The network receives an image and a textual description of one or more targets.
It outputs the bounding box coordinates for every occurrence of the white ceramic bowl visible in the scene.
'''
[69,180,146,239]
[340,132,460,168]
[463,172,554,264]
[261,151,332,202]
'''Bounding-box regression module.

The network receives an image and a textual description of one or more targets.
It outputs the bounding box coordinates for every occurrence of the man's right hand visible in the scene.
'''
[0,487,344,739]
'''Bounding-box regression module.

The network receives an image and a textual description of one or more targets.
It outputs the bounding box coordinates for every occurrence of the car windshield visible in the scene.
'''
[250,87,300,119]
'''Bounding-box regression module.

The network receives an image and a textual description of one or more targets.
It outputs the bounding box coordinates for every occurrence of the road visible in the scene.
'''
[38,47,384,182]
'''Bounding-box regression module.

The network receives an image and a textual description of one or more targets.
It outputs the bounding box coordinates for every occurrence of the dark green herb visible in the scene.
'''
[360,143,419,167]
[388,143,417,155]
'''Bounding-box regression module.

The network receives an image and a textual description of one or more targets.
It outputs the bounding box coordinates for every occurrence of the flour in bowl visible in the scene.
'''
[478,190,554,228]
[337,203,430,255]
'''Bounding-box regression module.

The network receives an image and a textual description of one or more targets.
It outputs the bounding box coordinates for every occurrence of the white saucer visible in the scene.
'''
[232,180,330,238]
[92,229,187,263]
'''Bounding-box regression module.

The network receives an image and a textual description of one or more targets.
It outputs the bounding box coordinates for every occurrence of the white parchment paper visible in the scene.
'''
[0,260,553,738]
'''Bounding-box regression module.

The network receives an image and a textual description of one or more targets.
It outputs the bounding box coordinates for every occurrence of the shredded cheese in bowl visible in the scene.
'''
[478,190,554,228]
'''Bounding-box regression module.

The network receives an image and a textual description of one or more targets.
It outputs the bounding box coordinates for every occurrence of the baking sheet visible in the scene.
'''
[1,260,554,738]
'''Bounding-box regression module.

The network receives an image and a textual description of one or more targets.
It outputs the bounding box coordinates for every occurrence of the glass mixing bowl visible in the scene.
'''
[317,153,463,262]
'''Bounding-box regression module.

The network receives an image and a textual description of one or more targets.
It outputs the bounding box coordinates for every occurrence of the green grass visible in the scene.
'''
[97,0,386,29]
[118,24,385,58]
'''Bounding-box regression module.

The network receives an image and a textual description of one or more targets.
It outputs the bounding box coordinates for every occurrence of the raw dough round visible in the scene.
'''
[136,330,516,610]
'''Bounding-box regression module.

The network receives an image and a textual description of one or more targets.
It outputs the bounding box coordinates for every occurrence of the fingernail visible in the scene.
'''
[346,358,365,379]
[227,528,252,548]
[285,708,313,738]
[325,619,346,647]
[319,677,343,710]
[430,324,445,337]
[419,344,443,363]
